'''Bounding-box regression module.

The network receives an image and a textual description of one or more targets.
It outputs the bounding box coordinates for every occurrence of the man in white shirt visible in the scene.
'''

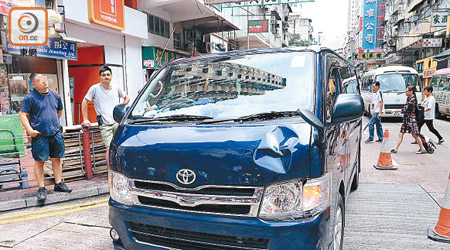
[419,86,444,144]
[365,81,384,143]
[82,66,130,167]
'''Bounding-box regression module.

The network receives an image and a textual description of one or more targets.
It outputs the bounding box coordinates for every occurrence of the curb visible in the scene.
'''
[0,184,109,213]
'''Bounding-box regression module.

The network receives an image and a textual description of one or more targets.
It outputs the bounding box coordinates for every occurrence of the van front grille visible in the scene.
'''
[384,104,404,110]
[137,196,251,215]
[134,181,255,196]
[128,222,270,250]
[130,180,264,217]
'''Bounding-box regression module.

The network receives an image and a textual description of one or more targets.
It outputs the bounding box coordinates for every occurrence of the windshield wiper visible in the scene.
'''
[152,114,213,121]
[237,111,299,121]
[197,111,299,124]
[128,114,213,124]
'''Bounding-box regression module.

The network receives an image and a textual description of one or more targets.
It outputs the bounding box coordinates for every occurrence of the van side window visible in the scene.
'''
[431,76,440,90]
[326,67,340,121]
[361,76,372,91]
[340,66,359,95]
[443,76,450,91]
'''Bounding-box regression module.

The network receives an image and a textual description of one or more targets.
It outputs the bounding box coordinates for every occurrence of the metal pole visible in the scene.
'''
[247,6,250,50]
[82,126,93,180]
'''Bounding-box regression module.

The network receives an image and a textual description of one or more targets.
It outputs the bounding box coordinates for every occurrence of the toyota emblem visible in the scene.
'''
[176,169,196,185]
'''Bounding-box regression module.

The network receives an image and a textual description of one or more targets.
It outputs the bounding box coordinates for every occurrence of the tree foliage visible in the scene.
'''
[289,34,312,47]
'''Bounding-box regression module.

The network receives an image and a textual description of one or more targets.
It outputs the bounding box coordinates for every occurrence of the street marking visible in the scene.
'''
[0,202,107,225]
[0,198,109,220]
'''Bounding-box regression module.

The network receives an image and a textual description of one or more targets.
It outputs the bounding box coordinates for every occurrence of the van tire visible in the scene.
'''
[351,143,360,191]
[333,195,345,250]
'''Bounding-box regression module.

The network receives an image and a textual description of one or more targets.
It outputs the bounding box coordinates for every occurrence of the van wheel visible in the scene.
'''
[351,144,360,191]
[333,195,344,250]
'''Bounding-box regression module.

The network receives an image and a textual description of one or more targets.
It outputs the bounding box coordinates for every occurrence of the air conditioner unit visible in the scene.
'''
[388,38,396,47]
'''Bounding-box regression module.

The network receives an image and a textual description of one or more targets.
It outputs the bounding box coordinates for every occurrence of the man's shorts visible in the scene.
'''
[31,132,65,162]
[99,123,119,147]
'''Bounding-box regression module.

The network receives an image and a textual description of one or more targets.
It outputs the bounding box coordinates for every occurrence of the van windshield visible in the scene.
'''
[130,51,315,121]
[375,74,419,92]
[431,74,450,91]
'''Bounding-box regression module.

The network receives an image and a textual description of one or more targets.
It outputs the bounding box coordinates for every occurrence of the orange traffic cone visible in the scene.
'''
[428,172,450,243]
[373,130,397,170]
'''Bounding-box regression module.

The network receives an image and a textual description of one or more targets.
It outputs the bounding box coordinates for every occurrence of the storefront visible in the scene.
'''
[142,46,189,81]
[0,0,75,126]
[60,0,147,125]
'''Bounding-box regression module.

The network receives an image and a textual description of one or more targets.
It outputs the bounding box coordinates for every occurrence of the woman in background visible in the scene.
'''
[391,86,427,154]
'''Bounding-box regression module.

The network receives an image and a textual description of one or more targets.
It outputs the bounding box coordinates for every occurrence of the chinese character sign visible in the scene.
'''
[376,0,385,48]
[362,0,378,50]
[431,11,448,27]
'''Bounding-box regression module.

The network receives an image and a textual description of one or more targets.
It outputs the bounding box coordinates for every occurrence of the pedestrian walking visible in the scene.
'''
[390,86,427,154]
[418,86,444,144]
[81,66,130,168]
[19,73,72,202]
[365,81,384,143]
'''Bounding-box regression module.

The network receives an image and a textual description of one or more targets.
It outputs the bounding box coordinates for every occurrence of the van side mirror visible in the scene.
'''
[331,94,364,124]
[113,104,130,123]
[298,108,326,149]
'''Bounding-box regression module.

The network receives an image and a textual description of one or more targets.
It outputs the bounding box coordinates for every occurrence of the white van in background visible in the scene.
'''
[361,66,422,118]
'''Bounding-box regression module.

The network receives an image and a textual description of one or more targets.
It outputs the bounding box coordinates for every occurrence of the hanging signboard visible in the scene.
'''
[6,38,78,60]
[248,20,269,33]
[376,0,385,48]
[431,11,448,27]
[88,0,125,31]
[142,46,188,69]
[359,51,383,61]
[422,38,442,48]
[221,0,315,8]
[362,0,377,51]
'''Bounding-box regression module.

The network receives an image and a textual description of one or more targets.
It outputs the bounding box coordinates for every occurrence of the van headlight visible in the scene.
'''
[108,170,133,206]
[259,173,331,221]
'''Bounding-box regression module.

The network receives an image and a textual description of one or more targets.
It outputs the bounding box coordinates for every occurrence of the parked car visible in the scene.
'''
[109,46,364,250]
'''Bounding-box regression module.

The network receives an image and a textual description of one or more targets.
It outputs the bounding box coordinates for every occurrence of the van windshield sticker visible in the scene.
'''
[290,56,305,68]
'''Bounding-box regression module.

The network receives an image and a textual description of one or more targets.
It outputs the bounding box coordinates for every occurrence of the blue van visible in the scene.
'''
[109,47,363,250]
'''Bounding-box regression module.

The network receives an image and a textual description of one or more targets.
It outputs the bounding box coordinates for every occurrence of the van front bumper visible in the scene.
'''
[109,199,331,250]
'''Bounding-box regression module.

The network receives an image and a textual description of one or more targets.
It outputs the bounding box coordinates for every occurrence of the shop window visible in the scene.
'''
[148,15,154,33]
[165,23,170,38]
[155,18,160,34]
[147,14,170,39]
[160,20,165,37]
[174,33,181,50]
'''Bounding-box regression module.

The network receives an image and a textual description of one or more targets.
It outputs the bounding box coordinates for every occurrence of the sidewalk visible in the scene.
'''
[345,183,449,250]
[0,174,108,213]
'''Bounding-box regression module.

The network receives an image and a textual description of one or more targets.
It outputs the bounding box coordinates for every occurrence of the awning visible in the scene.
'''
[407,0,426,13]
[139,0,240,33]
[434,28,446,37]
[433,49,450,61]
